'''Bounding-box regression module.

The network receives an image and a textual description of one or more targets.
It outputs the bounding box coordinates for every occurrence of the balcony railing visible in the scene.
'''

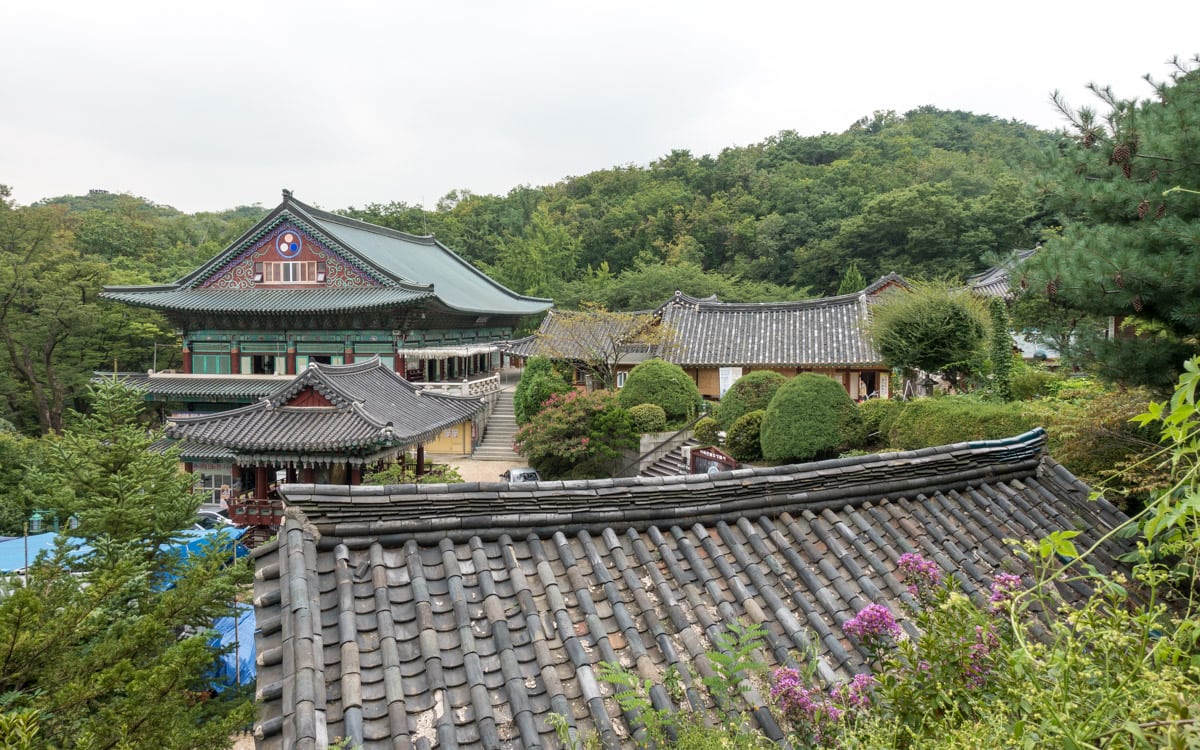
[416,373,500,398]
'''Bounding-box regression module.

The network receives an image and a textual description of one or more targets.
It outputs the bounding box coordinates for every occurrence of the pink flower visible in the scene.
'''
[843,604,901,642]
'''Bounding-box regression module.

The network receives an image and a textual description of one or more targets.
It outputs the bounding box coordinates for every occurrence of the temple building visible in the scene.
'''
[101,190,550,504]
[509,275,907,401]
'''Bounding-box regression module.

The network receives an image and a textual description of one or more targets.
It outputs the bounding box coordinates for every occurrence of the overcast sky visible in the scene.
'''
[3,2,1197,214]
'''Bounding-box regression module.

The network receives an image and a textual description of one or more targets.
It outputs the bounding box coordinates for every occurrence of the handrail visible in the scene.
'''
[614,412,706,478]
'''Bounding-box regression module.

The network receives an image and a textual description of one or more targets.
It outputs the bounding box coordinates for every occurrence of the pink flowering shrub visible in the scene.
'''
[513,389,638,479]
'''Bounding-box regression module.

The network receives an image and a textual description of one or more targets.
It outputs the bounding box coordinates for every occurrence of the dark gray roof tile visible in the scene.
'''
[253,429,1134,748]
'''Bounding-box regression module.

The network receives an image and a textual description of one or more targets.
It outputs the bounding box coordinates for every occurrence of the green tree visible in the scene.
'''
[514,389,637,479]
[513,357,572,425]
[617,359,703,426]
[0,379,252,748]
[760,373,862,463]
[1026,56,1200,389]
[866,281,991,391]
[535,306,678,391]
[836,261,867,294]
[987,296,1014,400]
[0,187,112,434]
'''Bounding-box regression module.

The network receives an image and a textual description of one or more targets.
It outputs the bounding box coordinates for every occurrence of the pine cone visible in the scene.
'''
[1156,203,1167,218]
[1122,162,1133,178]
[1137,200,1150,218]
[1046,279,1058,296]
[1112,143,1131,163]
[1149,168,1159,182]
[1132,295,1143,313]
[1083,132,1095,148]
[1115,271,1124,288]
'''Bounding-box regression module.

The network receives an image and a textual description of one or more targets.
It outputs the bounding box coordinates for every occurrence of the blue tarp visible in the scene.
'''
[1,526,257,691]
[0,527,247,574]
[0,532,89,573]
[211,602,257,691]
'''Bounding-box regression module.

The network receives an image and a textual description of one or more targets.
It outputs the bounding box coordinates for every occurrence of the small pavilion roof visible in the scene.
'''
[966,248,1039,299]
[165,359,483,464]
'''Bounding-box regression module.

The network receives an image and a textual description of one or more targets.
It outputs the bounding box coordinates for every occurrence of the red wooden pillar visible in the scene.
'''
[230,346,241,375]
[286,346,297,375]
[395,352,406,375]
[416,444,425,476]
[286,467,297,482]
[255,466,268,500]
[350,465,361,485]
[302,467,314,483]
[182,344,192,374]
[344,346,355,364]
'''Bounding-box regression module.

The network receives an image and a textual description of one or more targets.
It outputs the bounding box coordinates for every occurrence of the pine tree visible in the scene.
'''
[1027,56,1200,389]
[836,261,868,295]
[0,379,253,748]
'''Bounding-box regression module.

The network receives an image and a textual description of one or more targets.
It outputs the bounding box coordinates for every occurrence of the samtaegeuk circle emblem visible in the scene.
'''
[277,231,302,258]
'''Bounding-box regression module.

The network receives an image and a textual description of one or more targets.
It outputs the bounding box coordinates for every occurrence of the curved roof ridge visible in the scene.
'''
[282,428,1050,538]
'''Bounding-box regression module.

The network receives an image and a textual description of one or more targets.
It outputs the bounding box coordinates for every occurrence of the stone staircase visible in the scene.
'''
[471,386,523,462]
[639,439,700,478]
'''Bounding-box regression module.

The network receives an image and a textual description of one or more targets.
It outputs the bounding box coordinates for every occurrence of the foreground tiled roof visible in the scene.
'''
[167,360,483,464]
[251,429,1131,749]
[658,290,883,368]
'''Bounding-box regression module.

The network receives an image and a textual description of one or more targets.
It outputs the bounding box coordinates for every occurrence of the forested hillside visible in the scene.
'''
[345,107,1055,306]
[1,106,1055,434]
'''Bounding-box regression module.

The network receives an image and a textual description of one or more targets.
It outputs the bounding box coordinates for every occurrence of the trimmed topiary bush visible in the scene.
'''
[887,396,1038,450]
[715,370,787,429]
[628,403,668,433]
[726,410,765,462]
[760,373,863,463]
[514,357,572,424]
[693,416,722,446]
[617,359,703,426]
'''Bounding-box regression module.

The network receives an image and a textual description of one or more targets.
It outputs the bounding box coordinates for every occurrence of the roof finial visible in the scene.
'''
[282,188,293,200]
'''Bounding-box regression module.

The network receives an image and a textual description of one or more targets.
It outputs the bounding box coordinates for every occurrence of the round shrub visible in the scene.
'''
[617,359,703,425]
[714,370,787,428]
[514,357,572,424]
[857,398,906,449]
[726,410,765,462]
[628,403,668,433]
[760,373,863,463]
[887,396,1038,450]
[692,416,722,446]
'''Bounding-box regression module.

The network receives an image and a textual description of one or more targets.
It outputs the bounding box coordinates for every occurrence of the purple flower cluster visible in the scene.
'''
[772,668,875,744]
[843,603,901,642]
[989,572,1024,611]
[897,552,943,603]
[830,672,875,709]
[962,624,1001,687]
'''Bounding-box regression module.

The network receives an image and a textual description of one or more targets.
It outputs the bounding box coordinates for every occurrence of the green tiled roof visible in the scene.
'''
[100,191,552,318]
[99,286,433,314]
[103,372,291,401]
